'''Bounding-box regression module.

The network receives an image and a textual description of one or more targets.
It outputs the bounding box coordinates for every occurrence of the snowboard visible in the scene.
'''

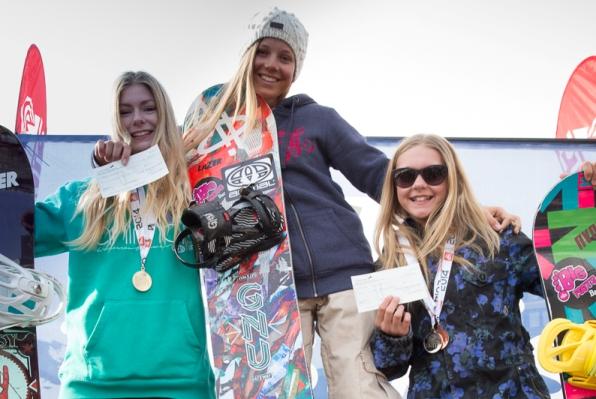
[0,125,41,399]
[183,86,312,398]
[533,171,596,399]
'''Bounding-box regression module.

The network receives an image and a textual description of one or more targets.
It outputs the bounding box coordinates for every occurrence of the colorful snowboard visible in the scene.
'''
[184,86,312,398]
[0,125,41,399]
[533,171,596,399]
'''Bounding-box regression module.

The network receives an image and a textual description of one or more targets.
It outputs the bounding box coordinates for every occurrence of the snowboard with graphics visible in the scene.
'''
[533,171,596,399]
[183,86,312,398]
[0,125,41,399]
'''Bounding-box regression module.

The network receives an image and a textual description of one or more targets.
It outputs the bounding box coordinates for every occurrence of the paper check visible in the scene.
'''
[351,263,431,313]
[94,145,169,198]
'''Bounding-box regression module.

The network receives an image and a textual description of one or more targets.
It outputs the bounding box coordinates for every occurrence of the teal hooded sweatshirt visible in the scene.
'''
[35,180,215,398]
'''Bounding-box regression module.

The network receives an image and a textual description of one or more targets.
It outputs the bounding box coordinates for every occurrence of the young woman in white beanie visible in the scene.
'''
[182,8,403,398]
[180,7,521,399]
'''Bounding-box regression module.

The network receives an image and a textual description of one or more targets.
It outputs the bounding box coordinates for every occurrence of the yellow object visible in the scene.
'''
[538,318,596,390]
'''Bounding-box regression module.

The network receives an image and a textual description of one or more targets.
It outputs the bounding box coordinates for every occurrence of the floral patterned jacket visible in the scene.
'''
[371,227,550,399]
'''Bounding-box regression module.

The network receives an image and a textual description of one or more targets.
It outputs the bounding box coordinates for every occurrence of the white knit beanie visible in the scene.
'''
[245,7,309,80]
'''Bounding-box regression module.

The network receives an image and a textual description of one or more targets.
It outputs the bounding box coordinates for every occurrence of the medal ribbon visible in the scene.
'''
[397,233,456,329]
[130,187,156,270]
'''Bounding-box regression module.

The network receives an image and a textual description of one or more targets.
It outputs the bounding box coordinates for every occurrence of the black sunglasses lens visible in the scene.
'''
[393,165,447,188]
[393,169,417,188]
[421,165,447,185]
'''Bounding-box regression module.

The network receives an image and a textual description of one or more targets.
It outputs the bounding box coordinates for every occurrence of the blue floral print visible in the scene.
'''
[371,227,550,398]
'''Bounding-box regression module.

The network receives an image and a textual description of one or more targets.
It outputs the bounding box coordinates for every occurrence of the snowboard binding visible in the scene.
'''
[538,318,596,390]
[0,252,66,331]
[174,185,285,273]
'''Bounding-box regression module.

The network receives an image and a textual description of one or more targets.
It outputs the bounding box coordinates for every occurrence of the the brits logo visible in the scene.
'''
[0,171,19,189]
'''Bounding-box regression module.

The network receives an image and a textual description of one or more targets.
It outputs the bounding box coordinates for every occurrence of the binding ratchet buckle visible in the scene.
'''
[174,185,285,273]
[538,318,596,390]
[0,252,66,331]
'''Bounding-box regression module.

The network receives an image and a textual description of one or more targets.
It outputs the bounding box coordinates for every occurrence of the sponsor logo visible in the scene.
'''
[223,155,277,200]
[556,118,595,174]
[193,177,225,204]
[550,260,594,302]
[204,212,218,230]
[19,96,44,134]
[564,117,596,140]
[197,158,222,171]
[237,283,271,371]
[0,171,19,189]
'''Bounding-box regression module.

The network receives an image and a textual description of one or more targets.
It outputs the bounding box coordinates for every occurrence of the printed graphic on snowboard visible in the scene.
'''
[185,86,312,398]
[533,171,596,398]
[0,125,41,399]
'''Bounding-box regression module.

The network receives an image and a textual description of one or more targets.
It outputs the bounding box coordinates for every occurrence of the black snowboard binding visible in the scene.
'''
[174,185,285,273]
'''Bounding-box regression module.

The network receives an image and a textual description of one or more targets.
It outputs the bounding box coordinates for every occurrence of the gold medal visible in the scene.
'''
[132,270,152,292]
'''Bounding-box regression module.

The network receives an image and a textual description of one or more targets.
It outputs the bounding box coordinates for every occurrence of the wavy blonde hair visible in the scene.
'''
[373,134,499,281]
[71,71,191,250]
[183,40,293,151]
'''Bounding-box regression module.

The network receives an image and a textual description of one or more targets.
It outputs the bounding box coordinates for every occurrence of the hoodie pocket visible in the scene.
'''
[85,300,203,381]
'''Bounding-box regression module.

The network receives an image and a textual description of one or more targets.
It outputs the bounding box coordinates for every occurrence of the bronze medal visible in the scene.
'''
[436,324,449,349]
[423,330,443,354]
[132,270,152,292]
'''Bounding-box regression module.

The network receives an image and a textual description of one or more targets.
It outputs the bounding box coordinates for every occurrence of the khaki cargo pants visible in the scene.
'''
[299,289,401,399]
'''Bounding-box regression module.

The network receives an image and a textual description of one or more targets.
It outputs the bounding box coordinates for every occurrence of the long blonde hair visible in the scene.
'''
[71,71,191,250]
[373,134,499,280]
[183,40,293,152]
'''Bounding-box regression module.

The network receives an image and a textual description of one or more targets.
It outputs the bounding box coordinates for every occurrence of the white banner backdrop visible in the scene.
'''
[17,135,596,399]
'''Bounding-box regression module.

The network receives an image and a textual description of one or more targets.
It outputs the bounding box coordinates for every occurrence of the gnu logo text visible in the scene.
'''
[237,283,271,371]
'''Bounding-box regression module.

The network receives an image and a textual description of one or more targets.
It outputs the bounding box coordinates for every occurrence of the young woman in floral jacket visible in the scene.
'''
[370,134,550,399]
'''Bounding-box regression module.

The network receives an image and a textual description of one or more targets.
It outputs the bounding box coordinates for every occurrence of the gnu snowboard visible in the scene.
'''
[0,125,41,399]
[183,86,312,398]
[533,171,596,398]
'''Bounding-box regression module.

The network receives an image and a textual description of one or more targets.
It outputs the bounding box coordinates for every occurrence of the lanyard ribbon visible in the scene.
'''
[129,187,156,269]
[397,233,456,329]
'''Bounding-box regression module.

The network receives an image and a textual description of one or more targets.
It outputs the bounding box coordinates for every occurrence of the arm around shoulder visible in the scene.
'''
[323,108,389,202]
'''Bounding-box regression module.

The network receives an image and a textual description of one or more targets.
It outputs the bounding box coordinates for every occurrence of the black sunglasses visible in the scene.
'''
[392,165,448,188]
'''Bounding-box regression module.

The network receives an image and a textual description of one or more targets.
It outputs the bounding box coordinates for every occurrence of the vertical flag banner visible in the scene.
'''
[555,56,596,174]
[14,44,47,196]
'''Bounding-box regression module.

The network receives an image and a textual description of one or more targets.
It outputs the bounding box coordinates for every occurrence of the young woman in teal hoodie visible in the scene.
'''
[35,71,215,398]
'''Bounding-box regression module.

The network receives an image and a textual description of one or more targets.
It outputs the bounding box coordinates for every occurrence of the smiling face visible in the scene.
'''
[252,37,296,108]
[395,145,448,225]
[119,83,158,154]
